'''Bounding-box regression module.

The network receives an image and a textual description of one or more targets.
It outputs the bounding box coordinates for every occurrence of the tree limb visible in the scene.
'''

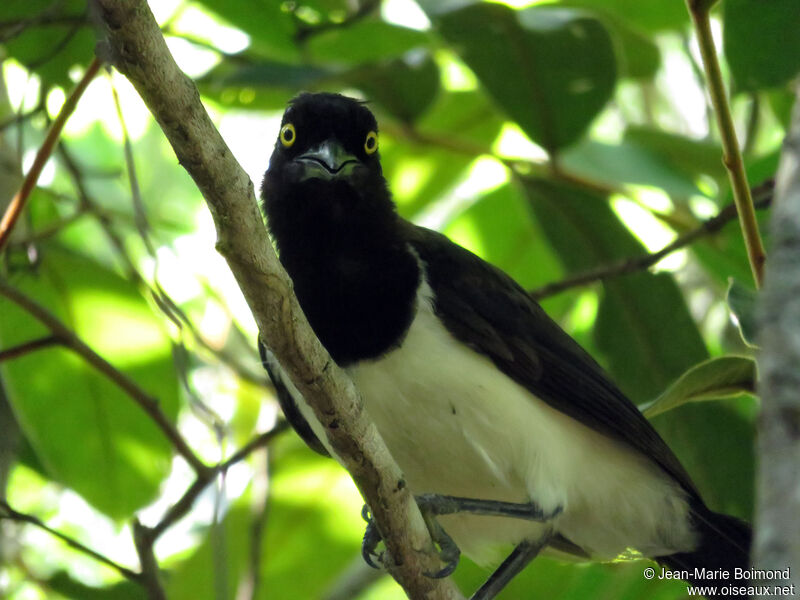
[90,1,464,597]
[754,83,800,591]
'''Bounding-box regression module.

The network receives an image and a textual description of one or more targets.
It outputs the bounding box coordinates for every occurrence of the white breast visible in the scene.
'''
[286,279,696,566]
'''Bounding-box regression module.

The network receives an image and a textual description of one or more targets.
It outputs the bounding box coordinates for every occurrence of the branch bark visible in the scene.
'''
[754,84,800,593]
[90,1,463,598]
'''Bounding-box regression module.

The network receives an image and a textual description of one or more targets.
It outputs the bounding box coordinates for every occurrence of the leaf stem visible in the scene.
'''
[686,1,766,287]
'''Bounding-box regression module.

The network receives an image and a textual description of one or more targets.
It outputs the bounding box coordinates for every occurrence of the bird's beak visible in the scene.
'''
[295,139,360,181]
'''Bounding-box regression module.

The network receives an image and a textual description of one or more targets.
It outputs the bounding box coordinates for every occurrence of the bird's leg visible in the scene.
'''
[360,495,561,579]
[415,493,562,522]
[470,528,554,600]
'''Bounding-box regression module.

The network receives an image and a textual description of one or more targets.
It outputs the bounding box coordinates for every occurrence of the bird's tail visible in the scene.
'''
[657,506,752,600]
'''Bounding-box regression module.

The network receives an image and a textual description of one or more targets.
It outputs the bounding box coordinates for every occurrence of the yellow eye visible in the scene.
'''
[364,131,378,155]
[280,123,296,148]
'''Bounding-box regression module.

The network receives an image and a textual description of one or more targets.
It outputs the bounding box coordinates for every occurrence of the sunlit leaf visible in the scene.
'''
[641,356,756,418]
[556,0,689,32]
[522,178,708,402]
[346,53,440,122]
[306,20,431,64]
[0,245,179,519]
[432,4,617,151]
[0,0,94,87]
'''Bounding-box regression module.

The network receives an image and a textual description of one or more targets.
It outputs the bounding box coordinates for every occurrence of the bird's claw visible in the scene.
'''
[359,503,462,577]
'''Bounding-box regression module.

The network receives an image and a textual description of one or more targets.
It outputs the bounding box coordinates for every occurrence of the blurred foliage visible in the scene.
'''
[0,0,796,599]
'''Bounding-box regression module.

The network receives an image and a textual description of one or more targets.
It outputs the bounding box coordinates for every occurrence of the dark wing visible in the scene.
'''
[258,338,329,457]
[402,221,699,498]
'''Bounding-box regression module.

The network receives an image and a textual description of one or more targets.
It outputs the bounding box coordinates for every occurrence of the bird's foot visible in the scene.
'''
[360,504,461,578]
[360,494,561,578]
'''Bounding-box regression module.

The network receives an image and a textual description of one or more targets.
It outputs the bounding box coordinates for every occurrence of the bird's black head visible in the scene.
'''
[261,92,396,255]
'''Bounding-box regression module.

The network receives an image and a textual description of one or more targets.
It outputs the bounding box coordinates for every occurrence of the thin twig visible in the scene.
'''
[148,421,288,541]
[132,519,167,600]
[530,180,774,300]
[293,0,380,43]
[0,279,208,474]
[0,500,142,582]
[686,0,766,287]
[0,105,45,132]
[110,74,155,255]
[0,334,62,362]
[0,57,101,251]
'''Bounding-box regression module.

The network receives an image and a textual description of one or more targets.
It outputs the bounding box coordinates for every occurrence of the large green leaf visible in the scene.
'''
[345,53,440,123]
[641,356,756,418]
[650,398,756,518]
[443,182,576,323]
[385,90,504,218]
[560,138,708,199]
[432,4,617,152]
[556,0,688,32]
[306,20,431,64]
[558,2,660,79]
[522,178,708,401]
[0,246,179,519]
[1,0,94,88]
[192,0,299,61]
[724,0,800,92]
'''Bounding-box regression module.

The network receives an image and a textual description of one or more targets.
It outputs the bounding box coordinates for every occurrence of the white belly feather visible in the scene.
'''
[287,280,696,566]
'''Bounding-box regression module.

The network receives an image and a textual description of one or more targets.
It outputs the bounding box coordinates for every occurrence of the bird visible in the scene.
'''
[258,92,751,599]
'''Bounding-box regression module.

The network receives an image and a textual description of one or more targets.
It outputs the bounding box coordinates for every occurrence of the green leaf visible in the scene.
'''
[623,126,728,184]
[641,356,756,418]
[560,138,707,199]
[385,90,504,217]
[724,0,800,92]
[192,0,299,61]
[433,4,617,152]
[44,571,145,600]
[651,398,756,518]
[346,53,440,122]
[0,0,94,88]
[306,20,431,64]
[443,182,576,322]
[0,246,179,519]
[556,0,689,32]
[558,2,660,79]
[522,178,708,402]
[726,279,758,347]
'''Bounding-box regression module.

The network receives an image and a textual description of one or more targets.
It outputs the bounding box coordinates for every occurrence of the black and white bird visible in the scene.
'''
[259,92,750,599]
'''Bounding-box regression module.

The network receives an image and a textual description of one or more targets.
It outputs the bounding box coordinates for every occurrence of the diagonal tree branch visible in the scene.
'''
[90,1,463,598]
[530,180,773,300]
[0,500,142,582]
[0,279,208,475]
[0,57,101,251]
